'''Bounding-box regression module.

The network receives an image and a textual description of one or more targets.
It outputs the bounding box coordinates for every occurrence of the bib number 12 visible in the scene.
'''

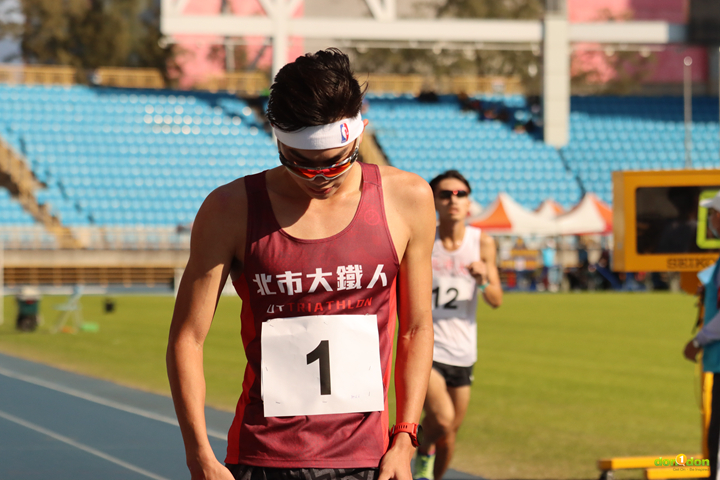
[432,287,459,309]
[307,340,331,395]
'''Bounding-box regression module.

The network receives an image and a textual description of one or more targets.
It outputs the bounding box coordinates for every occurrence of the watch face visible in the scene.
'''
[416,424,424,447]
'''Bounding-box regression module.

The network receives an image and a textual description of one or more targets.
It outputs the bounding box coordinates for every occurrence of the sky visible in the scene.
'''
[0,0,22,63]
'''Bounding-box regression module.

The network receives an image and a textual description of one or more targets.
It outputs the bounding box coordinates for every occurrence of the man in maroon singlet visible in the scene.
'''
[167,48,436,480]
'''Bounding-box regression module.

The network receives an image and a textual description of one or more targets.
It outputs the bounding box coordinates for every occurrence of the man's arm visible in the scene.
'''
[466,233,502,308]
[684,309,720,362]
[479,234,502,308]
[167,183,245,480]
[694,309,720,347]
[379,173,436,480]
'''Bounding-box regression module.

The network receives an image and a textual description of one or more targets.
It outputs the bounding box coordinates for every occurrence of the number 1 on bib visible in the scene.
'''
[307,340,331,395]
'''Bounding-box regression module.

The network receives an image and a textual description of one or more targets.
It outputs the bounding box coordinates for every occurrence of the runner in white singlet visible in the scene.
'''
[414,170,503,480]
[431,225,482,368]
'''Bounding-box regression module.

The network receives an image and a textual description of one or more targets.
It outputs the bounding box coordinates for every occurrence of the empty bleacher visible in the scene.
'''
[562,96,720,205]
[0,188,34,226]
[1,84,718,237]
[365,93,582,208]
[0,84,277,229]
[0,181,59,249]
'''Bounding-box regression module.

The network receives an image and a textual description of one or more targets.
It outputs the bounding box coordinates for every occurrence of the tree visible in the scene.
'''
[435,0,542,20]
[21,0,131,68]
[18,0,180,84]
[133,0,183,86]
[349,0,544,92]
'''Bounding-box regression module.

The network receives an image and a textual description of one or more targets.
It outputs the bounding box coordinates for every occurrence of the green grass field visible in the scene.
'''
[0,292,701,479]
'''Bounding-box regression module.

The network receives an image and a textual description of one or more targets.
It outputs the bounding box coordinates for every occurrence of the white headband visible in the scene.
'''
[273,113,363,150]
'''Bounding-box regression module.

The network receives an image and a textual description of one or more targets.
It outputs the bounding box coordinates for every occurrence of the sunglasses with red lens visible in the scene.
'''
[279,147,359,180]
[438,189,469,200]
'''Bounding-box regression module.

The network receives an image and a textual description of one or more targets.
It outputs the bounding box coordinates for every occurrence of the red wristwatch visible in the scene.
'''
[389,423,423,448]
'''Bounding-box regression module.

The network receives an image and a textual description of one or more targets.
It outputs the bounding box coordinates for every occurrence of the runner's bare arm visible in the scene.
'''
[379,170,436,480]
[479,233,502,308]
[167,181,246,480]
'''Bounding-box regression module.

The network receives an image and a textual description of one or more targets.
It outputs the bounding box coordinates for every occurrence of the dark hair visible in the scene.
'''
[267,48,365,132]
[429,170,472,194]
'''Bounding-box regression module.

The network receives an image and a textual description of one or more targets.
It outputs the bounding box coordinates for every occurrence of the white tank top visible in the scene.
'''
[431,226,481,367]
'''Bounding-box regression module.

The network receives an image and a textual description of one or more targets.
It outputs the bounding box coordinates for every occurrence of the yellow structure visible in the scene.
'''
[612,169,720,273]
[602,169,720,480]
[597,455,709,480]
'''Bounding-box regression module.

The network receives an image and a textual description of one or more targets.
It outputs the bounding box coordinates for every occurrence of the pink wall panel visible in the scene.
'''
[628,0,687,22]
[569,0,630,22]
[173,0,305,89]
[568,0,707,84]
[170,0,706,89]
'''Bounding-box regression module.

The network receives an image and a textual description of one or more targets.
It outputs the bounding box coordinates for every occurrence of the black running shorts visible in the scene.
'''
[432,361,474,388]
[226,465,379,480]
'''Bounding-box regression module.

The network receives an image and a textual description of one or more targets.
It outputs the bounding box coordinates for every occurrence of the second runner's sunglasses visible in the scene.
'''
[279,147,359,180]
[438,189,469,199]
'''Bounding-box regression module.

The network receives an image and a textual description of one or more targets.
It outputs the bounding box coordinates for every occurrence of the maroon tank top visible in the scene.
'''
[226,162,400,468]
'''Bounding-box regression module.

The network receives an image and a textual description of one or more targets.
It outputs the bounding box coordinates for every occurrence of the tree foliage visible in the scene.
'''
[435,0,542,20]
[350,1,657,95]
[17,0,179,84]
[349,0,544,92]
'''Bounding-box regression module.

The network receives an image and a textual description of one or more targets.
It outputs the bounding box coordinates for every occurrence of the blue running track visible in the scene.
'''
[0,352,484,480]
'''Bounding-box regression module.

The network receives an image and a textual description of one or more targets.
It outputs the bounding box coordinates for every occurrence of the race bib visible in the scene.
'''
[433,276,475,310]
[260,314,385,418]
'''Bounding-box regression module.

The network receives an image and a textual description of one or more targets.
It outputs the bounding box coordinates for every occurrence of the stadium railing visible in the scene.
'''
[93,67,165,89]
[0,64,76,86]
[0,137,79,248]
[0,226,189,251]
[361,74,524,95]
[0,65,166,89]
[0,64,524,96]
[0,137,39,195]
[192,73,525,96]
[1,226,189,288]
[194,72,270,95]
[2,264,179,288]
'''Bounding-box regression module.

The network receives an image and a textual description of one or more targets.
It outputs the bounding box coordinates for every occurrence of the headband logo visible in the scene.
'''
[273,114,361,149]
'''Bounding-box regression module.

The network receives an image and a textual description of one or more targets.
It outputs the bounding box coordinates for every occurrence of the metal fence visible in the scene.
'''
[0,226,191,251]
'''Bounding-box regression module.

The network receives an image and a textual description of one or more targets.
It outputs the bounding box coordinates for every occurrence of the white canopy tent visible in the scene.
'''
[535,199,566,219]
[470,193,559,236]
[555,193,613,235]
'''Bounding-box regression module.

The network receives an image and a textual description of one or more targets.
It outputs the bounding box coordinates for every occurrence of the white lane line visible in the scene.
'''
[0,409,171,480]
[0,366,226,439]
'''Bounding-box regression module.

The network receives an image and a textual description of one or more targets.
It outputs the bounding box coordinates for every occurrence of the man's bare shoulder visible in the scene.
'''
[377,165,434,205]
[480,232,497,262]
[190,176,249,262]
[198,177,248,219]
[480,232,496,248]
[192,177,248,243]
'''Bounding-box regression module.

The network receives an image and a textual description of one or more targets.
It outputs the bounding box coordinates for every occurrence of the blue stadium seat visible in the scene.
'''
[0,84,272,227]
